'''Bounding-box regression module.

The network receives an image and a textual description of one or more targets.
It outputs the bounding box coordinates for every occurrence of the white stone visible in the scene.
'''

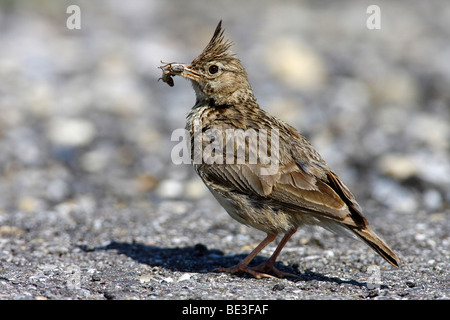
[184,179,207,199]
[47,117,96,147]
[423,189,442,210]
[178,273,192,282]
[377,154,418,180]
[156,179,184,199]
[265,39,327,91]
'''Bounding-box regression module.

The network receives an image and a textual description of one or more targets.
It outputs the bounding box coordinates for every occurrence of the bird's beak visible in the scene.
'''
[159,62,201,82]
[179,65,201,81]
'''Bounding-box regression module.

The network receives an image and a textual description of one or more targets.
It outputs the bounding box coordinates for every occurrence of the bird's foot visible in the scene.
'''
[215,264,274,279]
[215,262,297,279]
[250,261,298,278]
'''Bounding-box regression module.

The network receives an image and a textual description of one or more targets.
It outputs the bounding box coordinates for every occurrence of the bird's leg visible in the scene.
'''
[215,233,277,279]
[249,228,298,278]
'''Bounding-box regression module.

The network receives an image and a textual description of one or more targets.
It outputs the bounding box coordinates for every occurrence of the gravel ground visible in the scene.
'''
[0,0,449,300]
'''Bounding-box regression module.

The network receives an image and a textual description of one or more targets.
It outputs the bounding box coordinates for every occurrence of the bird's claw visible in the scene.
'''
[215,262,297,279]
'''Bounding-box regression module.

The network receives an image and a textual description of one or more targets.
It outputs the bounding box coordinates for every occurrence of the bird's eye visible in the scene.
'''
[208,65,219,74]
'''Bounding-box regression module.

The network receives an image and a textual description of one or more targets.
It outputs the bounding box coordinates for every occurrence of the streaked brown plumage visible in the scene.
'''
[160,21,401,278]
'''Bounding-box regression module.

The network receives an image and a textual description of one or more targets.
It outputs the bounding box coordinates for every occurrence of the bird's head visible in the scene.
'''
[160,21,255,107]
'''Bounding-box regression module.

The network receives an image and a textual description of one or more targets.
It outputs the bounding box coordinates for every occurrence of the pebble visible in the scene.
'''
[371,70,420,106]
[80,149,109,173]
[156,179,184,199]
[408,113,449,150]
[264,39,327,91]
[324,250,335,258]
[184,178,207,199]
[47,117,96,147]
[414,152,450,186]
[371,178,418,213]
[0,226,23,236]
[422,189,443,211]
[415,233,426,241]
[272,284,285,291]
[377,154,418,180]
[45,179,69,202]
[138,275,155,284]
[17,196,46,212]
[177,273,192,282]
[162,277,174,283]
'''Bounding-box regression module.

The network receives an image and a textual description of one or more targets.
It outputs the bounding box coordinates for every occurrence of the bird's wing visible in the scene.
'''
[198,158,367,228]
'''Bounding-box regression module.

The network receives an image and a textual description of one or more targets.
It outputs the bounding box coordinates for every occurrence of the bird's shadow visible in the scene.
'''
[79,241,384,289]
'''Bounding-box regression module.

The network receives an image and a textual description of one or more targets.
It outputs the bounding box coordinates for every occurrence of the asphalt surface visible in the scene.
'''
[0,0,448,300]
[0,198,448,300]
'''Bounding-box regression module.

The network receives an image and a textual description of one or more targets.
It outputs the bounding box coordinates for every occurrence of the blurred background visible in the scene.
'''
[0,0,449,219]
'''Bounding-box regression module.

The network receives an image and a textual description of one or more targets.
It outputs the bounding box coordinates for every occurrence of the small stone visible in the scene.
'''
[409,114,449,150]
[81,150,109,172]
[103,292,116,300]
[415,233,426,241]
[178,273,192,282]
[372,178,418,213]
[184,179,207,199]
[91,275,101,282]
[46,179,69,202]
[156,179,184,199]
[272,284,285,291]
[423,189,442,210]
[17,196,45,212]
[367,288,380,298]
[372,70,419,106]
[324,249,334,258]
[138,275,154,283]
[47,117,96,147]
[265,39,327,91]
[377,154,418,180]
[0,226,23,236]
[136,174,158,192]
[414,152,450,186]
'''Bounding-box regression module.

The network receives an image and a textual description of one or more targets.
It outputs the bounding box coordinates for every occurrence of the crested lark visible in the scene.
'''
[159,21,401,278]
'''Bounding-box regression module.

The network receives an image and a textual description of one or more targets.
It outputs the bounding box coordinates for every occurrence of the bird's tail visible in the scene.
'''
[351,227,401,267]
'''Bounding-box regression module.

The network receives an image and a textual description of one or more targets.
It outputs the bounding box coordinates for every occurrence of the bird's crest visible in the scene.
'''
[193,20,234,64]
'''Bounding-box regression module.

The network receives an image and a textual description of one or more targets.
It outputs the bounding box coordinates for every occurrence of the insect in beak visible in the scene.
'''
[159,61,200,86]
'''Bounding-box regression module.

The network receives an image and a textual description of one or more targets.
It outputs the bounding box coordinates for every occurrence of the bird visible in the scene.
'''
[159,20,401,278]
